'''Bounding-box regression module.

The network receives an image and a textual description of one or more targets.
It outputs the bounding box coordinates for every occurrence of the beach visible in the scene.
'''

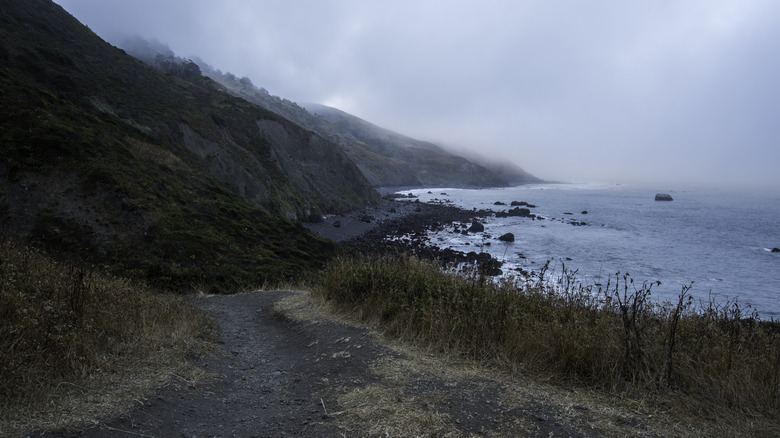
[304,193,505,274]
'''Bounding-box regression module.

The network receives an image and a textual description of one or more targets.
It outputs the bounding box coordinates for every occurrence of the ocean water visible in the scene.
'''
[396,183,780,319]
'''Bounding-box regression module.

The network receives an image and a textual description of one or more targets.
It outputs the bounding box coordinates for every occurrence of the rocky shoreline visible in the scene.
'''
[305,188,604,278]
[306,194,505,275]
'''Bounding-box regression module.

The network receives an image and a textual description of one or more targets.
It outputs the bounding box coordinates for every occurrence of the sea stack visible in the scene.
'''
[655,193,673,201]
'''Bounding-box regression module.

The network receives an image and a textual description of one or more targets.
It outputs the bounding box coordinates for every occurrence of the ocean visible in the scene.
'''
[395,183,780,319]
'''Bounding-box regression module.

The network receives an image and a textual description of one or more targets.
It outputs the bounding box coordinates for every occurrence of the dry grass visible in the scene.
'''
[333,384,461,437]
[304,254,780,436]
[0,240,215,436]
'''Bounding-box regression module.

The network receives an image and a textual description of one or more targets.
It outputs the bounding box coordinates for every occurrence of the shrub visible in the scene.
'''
[315,254,780,417]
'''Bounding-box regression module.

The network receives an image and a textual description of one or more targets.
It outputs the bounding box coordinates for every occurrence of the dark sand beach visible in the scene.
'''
[305,194,505,275]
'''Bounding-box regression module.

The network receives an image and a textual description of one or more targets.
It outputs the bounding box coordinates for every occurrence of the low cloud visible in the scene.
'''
[55,0,780,189]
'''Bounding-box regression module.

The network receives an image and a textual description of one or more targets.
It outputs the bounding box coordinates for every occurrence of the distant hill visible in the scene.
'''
[305,103,541,188]
[178,59,540,188]
[0,0,378,291]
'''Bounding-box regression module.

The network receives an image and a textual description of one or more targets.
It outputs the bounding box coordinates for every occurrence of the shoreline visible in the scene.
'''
[305,194,505,275]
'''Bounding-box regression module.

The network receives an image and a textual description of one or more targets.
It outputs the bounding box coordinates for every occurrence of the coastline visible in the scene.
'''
[305,193,504,275]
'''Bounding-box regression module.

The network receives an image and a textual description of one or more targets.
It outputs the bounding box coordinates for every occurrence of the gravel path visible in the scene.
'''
[40,290,624,437]
[42,291,393,437]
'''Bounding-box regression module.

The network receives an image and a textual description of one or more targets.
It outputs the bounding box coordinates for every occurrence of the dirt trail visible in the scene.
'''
[42,291,636,437]
[42,291,390,437]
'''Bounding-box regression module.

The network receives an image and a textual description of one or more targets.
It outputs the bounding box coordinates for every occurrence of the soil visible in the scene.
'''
[39,291,379,437]
[39,290,612,437]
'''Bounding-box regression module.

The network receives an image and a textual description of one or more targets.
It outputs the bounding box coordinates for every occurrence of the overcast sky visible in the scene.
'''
[54,0,780,189]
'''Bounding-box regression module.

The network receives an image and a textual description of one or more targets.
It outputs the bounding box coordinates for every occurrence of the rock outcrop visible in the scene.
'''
[498,233,515,242]
[468,222,485,233]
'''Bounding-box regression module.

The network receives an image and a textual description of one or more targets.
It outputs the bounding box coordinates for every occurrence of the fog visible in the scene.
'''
[54,0,780,190]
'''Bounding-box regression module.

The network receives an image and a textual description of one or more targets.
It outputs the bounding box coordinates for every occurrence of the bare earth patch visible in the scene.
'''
[25,290,742,437]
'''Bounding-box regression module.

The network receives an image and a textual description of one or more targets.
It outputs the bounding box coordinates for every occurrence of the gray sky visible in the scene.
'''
[54,0,780,189]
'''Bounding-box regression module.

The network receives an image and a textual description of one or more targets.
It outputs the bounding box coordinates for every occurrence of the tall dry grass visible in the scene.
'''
[0,239,213,414]
[316,254,780,421]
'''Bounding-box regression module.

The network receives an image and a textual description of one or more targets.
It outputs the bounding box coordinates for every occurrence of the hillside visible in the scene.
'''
[305,103,541,187]
[0,0,379,291]
[115,35,540,189]
[184,62,539,188]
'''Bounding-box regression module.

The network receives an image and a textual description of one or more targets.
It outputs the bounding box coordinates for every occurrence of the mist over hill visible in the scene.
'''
[205,70,541,188]
[115,36,539,188]
[304,103,541,188]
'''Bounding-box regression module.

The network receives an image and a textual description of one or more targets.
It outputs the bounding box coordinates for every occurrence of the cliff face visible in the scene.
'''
[0,0,377,290]
[198,70,540,188]
[305,103,542,188]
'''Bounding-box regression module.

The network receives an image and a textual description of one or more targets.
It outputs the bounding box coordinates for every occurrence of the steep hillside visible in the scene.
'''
[199,72,418,187]
[191,66,539,188]
[306,103,541,187]
[0,0,378,291]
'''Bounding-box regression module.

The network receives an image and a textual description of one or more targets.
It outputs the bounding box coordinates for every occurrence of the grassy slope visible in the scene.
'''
[0,240,215,435]
[316,255,780,435]
[0,0,374,291]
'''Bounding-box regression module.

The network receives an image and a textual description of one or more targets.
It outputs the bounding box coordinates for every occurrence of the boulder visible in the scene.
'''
[655,193,673,201]
[468,221,485,233]
[494,201,506,206]
[498,233,515,242]
[507,207,532,217]
[581,210,588,215]
[772,248,780,253]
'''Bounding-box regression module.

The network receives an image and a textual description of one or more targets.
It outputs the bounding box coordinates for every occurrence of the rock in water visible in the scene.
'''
[772,247,780,253]
[498,233,515,242]
[655,193,673,201]
[508,207,532,217]
[468,221,485,233]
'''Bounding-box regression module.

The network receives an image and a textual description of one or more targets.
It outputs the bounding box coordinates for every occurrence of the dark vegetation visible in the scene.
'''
[0,239,213,420]
[1,0,372,292]
[316,254,780,433]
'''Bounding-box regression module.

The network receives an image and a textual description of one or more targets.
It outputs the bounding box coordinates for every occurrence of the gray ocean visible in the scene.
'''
[397,183,780,319]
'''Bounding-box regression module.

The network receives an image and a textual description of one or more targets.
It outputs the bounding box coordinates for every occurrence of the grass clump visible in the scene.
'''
[0,239,214,433]
[315,254,780,431]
